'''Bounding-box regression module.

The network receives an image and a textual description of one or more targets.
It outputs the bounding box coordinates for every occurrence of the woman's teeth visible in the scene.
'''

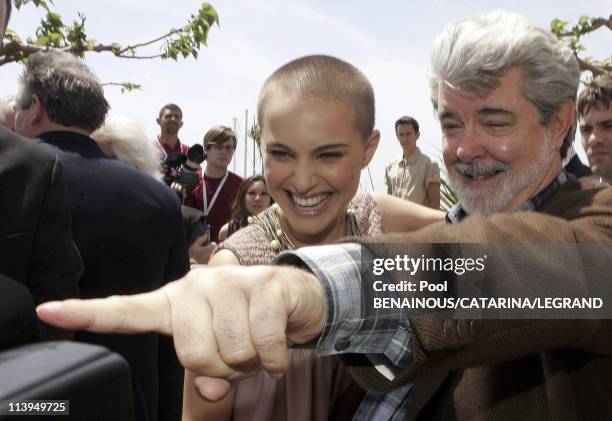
[291,193,331,207]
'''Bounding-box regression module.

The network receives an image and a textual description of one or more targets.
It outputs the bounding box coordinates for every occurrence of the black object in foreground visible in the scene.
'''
[0,341,134,420]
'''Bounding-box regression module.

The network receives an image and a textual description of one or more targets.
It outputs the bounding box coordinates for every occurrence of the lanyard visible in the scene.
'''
[203,172,229,216]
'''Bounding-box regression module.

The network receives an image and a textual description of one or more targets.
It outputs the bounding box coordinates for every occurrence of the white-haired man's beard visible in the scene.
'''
[447,134,555,215]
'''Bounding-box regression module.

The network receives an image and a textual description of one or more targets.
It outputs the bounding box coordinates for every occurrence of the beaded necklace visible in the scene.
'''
[249,203,361,252]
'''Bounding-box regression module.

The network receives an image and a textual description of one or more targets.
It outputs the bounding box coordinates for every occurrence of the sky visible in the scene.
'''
[1,0,610,192]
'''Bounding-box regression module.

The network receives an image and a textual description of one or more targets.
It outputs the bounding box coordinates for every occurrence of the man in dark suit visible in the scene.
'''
[14,49,190,421]
[0,0,82,344]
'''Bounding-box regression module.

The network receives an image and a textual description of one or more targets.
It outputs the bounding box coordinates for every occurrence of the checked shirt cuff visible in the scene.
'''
[275,243,413,369]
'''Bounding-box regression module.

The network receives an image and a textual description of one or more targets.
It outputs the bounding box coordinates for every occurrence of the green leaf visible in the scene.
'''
[35,35,49,45]
[3,29,22,43]
[46,12,63,26]
[550,18,568,36]
[121,82,142,92]
[201,3,220,26]
[48,32,62,42]
[32,0,54,12]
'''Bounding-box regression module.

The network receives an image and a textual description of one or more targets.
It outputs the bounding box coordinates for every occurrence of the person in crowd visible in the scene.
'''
[156,103,190,157]
[182,55,444,421]
[37,10,612,421]
[578,72,612,187]
[217,174,273,242]
[183,126,243,242]
[0,94,16,130]
[93,113,163,180]
[0,0,82,343]
[384,115,440,208]
[93,114,215,264]
[14,50,189,421]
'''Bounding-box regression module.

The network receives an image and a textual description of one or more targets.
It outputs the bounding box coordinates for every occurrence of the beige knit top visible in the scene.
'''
[219,192,384,265]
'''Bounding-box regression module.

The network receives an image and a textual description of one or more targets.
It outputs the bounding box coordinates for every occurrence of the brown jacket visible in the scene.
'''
[347,179,612,421]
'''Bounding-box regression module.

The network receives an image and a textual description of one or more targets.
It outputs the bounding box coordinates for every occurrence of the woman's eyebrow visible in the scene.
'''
[313,143,350,152]
[265,142,294,152]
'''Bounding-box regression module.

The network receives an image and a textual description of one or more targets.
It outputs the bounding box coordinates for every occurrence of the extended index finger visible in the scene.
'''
[36,288,173,335]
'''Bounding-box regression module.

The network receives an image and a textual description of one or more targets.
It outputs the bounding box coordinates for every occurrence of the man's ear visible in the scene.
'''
[156,117,161,126]
[415,131,420,141]
[550,99,575,150]
[362,130,380,168]
[28,95,46,129]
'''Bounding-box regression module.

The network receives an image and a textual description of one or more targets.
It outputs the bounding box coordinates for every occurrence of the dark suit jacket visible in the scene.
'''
[349,179,612,420]
[0,273,40,350]
[565,154,592,178]
[0,126,82,340]
[38,131,190,421]
[181,205,207,246]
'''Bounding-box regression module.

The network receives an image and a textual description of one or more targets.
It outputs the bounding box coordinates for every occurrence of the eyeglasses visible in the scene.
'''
[207,144,235,153]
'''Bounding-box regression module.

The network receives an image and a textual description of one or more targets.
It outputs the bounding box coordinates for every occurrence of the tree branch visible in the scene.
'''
[557,15,611,37]
[115,53,164,59]
[576,55,611,76]
[0,41,166,63]
[117,28,182,53]
[0,2,219,67]
[591,15,612,31]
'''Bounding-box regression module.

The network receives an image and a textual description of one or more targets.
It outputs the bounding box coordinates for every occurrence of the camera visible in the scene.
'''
[161,144,206,188]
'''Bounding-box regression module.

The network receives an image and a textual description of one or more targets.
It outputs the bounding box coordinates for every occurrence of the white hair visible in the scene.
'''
[92,114,163,180]
[429,10,580,158]
[0,95,16,130]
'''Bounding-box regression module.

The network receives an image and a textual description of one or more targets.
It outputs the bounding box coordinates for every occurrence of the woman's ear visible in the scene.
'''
[362,130,380,168]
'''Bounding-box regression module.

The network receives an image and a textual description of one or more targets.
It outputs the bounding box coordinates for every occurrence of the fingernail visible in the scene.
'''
[37,301,63,312]
[196,384,211,400]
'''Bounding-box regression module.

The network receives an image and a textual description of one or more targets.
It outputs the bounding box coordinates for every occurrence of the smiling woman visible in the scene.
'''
[217,174,273,242]
[181,54,444,421]
[261,96,375,246]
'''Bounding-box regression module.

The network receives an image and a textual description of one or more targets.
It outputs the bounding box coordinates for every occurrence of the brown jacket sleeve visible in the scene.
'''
[345,183,612,392]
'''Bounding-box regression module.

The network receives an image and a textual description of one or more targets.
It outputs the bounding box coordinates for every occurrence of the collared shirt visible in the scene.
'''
[157,135,189,158]
[384,148,440,206]
[445,171,568,224]
[275,170,568,421]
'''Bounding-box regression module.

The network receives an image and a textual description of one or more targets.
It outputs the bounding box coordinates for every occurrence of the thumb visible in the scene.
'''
[193,376,233,401]
[282,268,327,344]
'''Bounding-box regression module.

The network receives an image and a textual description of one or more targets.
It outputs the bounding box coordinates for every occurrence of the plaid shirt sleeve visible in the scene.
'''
[275,243,413,369]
